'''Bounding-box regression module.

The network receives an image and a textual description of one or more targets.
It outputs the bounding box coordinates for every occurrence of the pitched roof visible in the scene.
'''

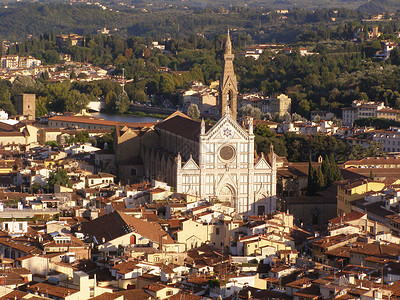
[89,292,122,300]
[111,260,141,274]
[49,115,156,129]
[112,289,151,299]
[155,112,211,142]
[26,282,78,298]
[0,290,28,300]
[329,211,366,224]
[293,285,321,299]
[80,211,173,244]
[349,243,400,258]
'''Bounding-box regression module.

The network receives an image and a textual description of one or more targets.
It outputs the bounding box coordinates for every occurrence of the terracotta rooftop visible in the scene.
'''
[155,111,211,142]
[26,282,78,298]
[0,290,28,300]
[49,115,156,129]
[89,293,122,300]
[80,211,173,244]
[111,260,140,274]
[293,285,321,299]
[349,242,400,257]
[329,211,366,224]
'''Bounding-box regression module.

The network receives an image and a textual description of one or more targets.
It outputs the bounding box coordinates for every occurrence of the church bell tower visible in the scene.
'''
[219,29,238,120]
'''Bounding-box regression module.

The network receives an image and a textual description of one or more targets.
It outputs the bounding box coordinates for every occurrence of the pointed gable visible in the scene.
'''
[182,157,200,170]
[255,156,271,170]
[204,112,248,141]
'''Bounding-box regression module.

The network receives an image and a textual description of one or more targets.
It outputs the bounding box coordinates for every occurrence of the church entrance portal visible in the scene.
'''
[218,185,236,207]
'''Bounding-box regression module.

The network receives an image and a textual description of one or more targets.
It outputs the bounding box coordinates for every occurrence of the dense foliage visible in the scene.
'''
[253,123,384,163]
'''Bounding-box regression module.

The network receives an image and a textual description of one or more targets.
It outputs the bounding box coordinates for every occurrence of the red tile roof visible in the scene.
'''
[80,211,173,244]
[155,111,211,142]
[49,115,156,129]
[329,211,366,224]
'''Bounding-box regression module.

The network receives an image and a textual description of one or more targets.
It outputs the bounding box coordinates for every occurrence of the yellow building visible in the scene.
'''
[238,234,291,256]
[336,179,385,216]
[176,219,229,250]
[377,108,400,121]
[176,218,243,251]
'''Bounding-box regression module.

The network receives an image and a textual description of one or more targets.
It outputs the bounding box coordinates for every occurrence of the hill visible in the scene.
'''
[357,0,400,13]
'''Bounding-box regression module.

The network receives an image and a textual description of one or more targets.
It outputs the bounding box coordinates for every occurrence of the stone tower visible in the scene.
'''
[16,94,35,120]
[219,29,238,120]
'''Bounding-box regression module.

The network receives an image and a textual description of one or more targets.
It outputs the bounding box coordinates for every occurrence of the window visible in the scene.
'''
[216,228,220,235]
[19,223,23,231]
[131,168,137,176]
[91,180,94,184]
[166,291,173,296]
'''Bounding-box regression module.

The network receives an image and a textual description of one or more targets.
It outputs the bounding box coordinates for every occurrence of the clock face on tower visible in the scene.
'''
[219,145,236,161]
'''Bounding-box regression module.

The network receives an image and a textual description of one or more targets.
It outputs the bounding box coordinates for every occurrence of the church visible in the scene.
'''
[136,31,277,215]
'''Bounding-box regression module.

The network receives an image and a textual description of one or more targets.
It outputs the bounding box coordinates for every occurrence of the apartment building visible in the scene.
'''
[372,127,400,152]
[0,55,41,69]
[342,100,386,126]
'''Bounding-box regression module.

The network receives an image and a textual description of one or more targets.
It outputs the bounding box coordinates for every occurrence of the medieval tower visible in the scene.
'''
[16,94,36,120]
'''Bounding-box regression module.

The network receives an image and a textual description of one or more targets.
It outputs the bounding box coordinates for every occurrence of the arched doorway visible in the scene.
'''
[256,193,271,215]
[218,184,236,208]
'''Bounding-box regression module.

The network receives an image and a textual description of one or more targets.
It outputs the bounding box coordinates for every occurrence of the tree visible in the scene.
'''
[187,103,200,120]
[369,169,374,179]
[159,74,175,95]
[97,133,113,150]
[0,90,16,115]
[307,158,317,196]
[316,167,325,190]
[45,169,71,193]
[238,104,261,119]
[36,96,48,117]
[321,154,332,186]
[254,124,274,138]
[115,91,130,114]
[105,91,118,112]
[329,153,342,182]
[65,90,89,113]
[143,48,151,59]
[75,131,89,143]
[390,47,400,65]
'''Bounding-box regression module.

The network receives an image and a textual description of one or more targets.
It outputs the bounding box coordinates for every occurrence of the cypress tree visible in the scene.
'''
[369,169,374,179]
[316,167,325,190]
[329,153,342,182]
[308,158,317,195]
[321,154,332,186]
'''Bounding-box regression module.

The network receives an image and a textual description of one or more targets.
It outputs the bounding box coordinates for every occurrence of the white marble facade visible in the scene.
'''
[176,110,276,215]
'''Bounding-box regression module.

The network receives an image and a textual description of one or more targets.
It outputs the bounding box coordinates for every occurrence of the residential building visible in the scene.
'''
[342,100,386,126]
[372,128,400,152]
[337,179,385,216]
[0,55,41,69]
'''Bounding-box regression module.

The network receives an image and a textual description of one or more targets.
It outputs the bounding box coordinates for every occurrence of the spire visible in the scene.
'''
[248,117,253,134]
[219,28,237,120]
[225,105,230,115]
[225,29,232,54]
[176,152,182,169]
